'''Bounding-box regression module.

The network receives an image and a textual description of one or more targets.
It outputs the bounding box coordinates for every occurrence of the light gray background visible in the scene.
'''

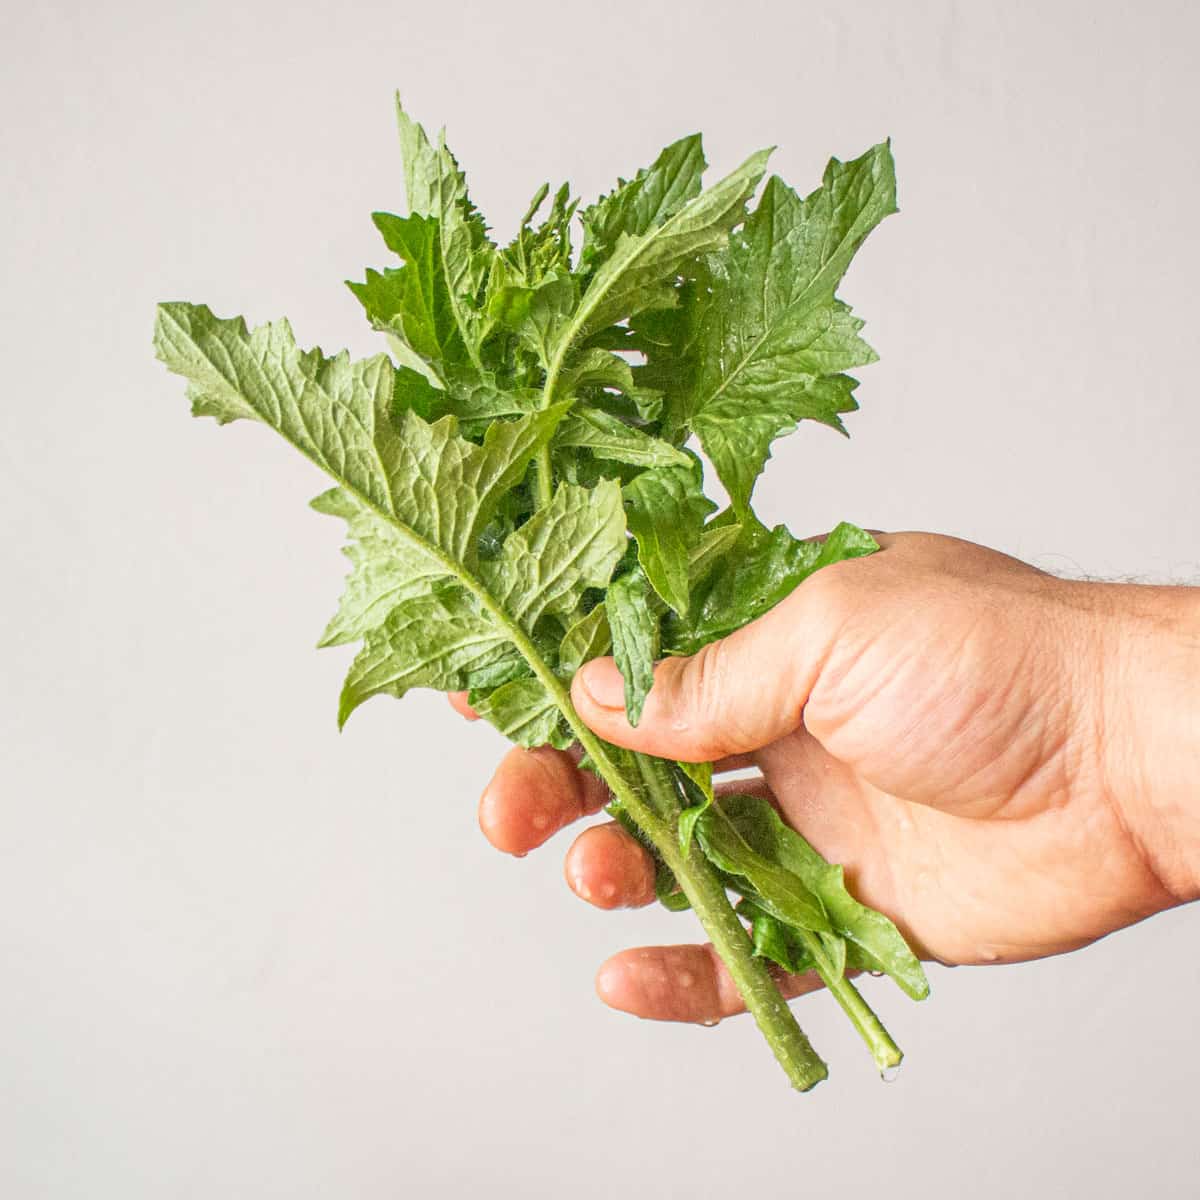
[3,1,1197,1196]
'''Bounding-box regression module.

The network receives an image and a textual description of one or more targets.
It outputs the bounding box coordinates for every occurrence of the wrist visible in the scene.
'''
[1097,583,1200,906]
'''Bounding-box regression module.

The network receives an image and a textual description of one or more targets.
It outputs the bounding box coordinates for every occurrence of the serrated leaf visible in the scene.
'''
[499,181,578,284]
[471,676,572,748]
[665,521,878,654]
[347,212,468,368]
[553,407,691,470]
[337,588,518,726]
[677,145,897,509]
[718,794,928,1000]
[154,303,620,731]
[559,604,611,675]
[487,270,576,366]
[481,480,626,629]
[623,466,716,614]
[311,487,447,647]
[548,148,772,359]
[391,98,492,367]
[607,568,659,726]
[580,133,706,272]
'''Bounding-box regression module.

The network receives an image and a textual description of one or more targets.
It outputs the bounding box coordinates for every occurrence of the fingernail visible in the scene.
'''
[576,659,627,710]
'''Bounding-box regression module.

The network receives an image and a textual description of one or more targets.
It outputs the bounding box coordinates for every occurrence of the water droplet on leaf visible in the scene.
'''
[880,1063,902,1083]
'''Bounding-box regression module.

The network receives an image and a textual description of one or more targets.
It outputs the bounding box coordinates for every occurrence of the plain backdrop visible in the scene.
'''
[2,1,1197,1196]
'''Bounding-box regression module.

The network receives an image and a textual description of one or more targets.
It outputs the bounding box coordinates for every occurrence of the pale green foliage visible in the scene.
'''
[156,97,923,1086]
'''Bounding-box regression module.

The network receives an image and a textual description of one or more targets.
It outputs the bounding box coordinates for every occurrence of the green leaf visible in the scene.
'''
[337,588,518,726]
[718,794,928,1000]
[665,521,878,654]
[487,270,576,366]
[580,133,706,272]
[499,181,578,284]
[391,98,493,367]
[154,303,624,729]
[623,466,716,615]
[553,407,691,470]
[695,806,832,934]
[548,148,772,359]
[347,212,469,369]
[675,760,714,854]
[480,479,626,629]
[737,898,814,974]
[559,604,611,675]
[606,568,659,726]
[665,144,897,510]
[471,676,572,749]
[311,487,447,647]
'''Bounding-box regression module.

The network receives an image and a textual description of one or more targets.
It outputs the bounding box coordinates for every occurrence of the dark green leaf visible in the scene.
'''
[718,793,928,999]
[607,567,659,726]
[665,521,878,654]
[666,144,897,509]
[624,466,716,615]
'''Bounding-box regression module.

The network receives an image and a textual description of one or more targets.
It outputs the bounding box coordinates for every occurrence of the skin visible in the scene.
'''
[454,533,1200,1026]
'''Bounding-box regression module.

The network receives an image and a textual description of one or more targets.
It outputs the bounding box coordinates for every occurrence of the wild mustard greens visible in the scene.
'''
[154,97,928,1091]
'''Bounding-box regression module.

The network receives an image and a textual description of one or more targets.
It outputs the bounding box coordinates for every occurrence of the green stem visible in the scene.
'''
[797,930,902,1073]
[629,757,827,1090]
[474,376,824,1087]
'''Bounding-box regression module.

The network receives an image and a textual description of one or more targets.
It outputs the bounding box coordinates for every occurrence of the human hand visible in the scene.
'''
[458,533,1200,1024]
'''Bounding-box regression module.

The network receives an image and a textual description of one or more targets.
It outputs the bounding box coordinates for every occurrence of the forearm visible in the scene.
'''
[1099,582,1200,905]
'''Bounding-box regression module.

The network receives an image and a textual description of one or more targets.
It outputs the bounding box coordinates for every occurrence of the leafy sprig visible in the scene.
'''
[155,95,926,1091]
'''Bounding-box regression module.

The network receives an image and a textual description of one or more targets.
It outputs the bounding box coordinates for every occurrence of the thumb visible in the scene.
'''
[570,590,832,762]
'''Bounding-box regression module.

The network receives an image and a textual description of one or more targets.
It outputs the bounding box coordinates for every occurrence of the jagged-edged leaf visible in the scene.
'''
[624,466,716,615]
[481,479,626,628]
[559,604,611,675]
[606,567,659,726]
[487,270,576,366]
[391,98,493,365]
[677,145,897,509]
[549,148,771,353]
[718,794,928,999]
[471,676,572,749]
[347,211,470,371]
[665,521,877,654]
[337,588,519,726]
[554,347,636,398]
[499,181,578,283]
[311,487,447,647]
[580,133,706,272]
[553,407,691,470]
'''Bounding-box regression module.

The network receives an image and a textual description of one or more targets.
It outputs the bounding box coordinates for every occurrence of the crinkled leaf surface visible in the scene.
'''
[666,520,878,654]
[580,133,706,272]
[153,302,623,731]
[650,144,897,510]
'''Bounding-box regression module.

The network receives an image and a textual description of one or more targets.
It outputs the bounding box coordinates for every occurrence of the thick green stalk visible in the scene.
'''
[629,755,827,1090]
[797,929,902,1073]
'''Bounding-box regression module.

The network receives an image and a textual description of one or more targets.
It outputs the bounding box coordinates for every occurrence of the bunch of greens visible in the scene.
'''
[154,97,928,1091]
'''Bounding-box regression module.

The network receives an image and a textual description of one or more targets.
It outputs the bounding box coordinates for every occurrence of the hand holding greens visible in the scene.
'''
[155,97,927,1090]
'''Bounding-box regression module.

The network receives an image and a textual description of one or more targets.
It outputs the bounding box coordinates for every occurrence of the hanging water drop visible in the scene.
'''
[867,970,885,978]
[699,1017,720,1028]
[880,1063,902,1083]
